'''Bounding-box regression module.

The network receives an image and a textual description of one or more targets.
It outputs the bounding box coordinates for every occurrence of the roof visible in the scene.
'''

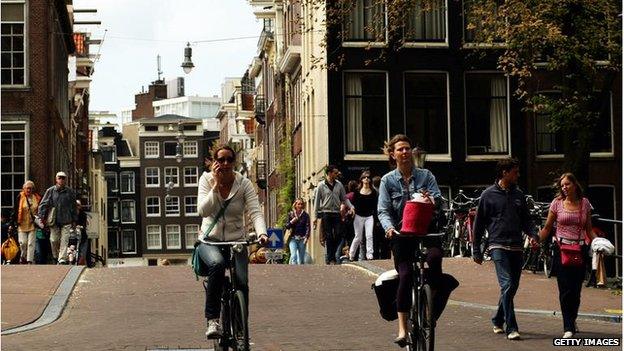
[118,140,132,157]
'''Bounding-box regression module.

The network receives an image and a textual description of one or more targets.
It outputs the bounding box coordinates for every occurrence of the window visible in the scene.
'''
[344,0,385,42]
[185,196,198,216]
[1,0,26,86]
[120,200,136,223]
[185,224,199,249]
[108,199,119,222]
[163,141,178,157]
[0,124,26,213]
[166,225,181,249]
[164,167,179,186]
[404,73,449,155]
[120,171,135,193]
[102,147,116,163]
[144,141,159,158]
[535,91,613,156]
[144,125,158,132]
[146,196,160,217]
[145,167,160,187]
[183,141,198,157]
[122,229,136,254]
[344,72,387,153]
[146,225,162,249]
[405,0,446,42]
[184,167,198,186]
[165,196,180,216]
[105,172,118,192]
[465,73,509,156]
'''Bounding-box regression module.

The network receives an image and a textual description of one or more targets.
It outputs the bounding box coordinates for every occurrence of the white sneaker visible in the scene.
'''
[563,331,574,339]
[493,326,504,334]
[507,331,521,340]
[205,319,222,339]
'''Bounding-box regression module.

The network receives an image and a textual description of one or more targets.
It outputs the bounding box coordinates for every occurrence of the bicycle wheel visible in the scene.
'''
[230,290,249,351]
[418,285,435,351]
[213,287,231,351]
[543,250,553,278]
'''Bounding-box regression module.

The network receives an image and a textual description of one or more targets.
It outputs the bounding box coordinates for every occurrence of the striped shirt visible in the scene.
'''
[550,197,590,241]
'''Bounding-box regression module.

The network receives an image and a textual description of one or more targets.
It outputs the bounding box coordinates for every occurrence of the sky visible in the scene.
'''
[73,0,263,117]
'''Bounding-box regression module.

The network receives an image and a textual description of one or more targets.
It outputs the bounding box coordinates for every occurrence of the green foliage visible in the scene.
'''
[276,135,295,229]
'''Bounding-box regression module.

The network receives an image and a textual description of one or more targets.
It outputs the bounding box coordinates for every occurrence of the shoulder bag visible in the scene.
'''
[191,198,232,280]
[558,200,584,268]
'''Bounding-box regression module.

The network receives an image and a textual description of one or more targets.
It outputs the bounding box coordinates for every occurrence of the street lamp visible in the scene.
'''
[181,42,194,74]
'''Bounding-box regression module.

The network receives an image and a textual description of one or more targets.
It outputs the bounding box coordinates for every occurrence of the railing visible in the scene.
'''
[254,95,266,125]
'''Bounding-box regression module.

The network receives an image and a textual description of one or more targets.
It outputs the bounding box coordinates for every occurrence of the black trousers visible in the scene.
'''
[556,255,586,332]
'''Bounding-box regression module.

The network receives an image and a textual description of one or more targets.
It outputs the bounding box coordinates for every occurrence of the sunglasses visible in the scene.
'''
[361,176,371,180]
[216,156,235,164]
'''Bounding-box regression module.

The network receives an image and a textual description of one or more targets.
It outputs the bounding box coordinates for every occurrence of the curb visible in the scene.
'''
[1,266,85,335]
[348,261,622,324]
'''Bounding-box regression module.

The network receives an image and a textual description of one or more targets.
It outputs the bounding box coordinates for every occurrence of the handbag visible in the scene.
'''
[25,196,44,230]
[191,198,232,280]
[558,200,585,268]
[2,236,19,262]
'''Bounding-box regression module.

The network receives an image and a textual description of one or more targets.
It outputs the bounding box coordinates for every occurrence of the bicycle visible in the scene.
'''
[521,196,555,278]
[396,232,444,351]
[204,237,259,351]
[444,191,480,258]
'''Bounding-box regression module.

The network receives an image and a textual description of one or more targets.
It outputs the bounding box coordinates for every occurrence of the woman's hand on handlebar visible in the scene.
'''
[258,234,269,246]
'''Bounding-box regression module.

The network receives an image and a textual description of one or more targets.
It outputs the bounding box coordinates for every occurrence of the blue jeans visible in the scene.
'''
[490,249,523,334]
[288,236,307,264]
[196,243,248,320]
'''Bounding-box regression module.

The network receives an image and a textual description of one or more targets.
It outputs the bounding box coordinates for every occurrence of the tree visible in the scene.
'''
[464,0,621,183]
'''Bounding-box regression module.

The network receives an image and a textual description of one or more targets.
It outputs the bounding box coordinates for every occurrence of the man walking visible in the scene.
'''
[38,172,77,264]
[472,158,537,340]
[313,165,354,264]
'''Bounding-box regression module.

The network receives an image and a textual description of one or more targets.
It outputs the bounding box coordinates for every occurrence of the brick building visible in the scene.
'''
[1,0,75,212]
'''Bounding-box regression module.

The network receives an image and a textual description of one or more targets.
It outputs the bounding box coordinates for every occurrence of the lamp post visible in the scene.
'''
[169,120,186,163]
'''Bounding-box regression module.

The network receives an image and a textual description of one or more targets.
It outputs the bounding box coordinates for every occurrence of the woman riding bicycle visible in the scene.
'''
[377,134,458,347]
[196,145,268,339]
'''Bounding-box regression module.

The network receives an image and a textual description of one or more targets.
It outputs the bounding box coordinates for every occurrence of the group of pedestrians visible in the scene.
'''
[2,171,89,266]
[194,137,610,346]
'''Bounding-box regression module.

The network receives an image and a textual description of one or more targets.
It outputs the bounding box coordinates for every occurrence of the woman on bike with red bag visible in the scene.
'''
[196,145,268,339]
[377,134,458,347]
[539,173,596,339]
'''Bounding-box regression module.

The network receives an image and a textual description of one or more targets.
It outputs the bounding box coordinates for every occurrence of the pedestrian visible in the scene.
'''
[349,170,377,261]
[285,198,311,265]
[472,157,538,341]
[38,171,78,264]
[313,165,355,265]
[377,134,458,347]
[196,145,269,339]
[538,173,597,339]
[11,180,41,264]
[343,180,358,259]
[371,175,389,259]
[75,200,92,266]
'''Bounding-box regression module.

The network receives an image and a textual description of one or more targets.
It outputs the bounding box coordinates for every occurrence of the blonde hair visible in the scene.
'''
[22,180,35,190]
[555,172,584,200]
[292,198,305,210]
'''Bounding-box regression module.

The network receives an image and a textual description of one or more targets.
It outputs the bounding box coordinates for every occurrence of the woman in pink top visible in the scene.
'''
[539,173,596,339]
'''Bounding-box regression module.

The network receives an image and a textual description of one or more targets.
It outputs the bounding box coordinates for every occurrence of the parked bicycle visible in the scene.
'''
[444,190,480,258]
[205,236,259,351]
[521,196,555,278]
[396,232,444,351]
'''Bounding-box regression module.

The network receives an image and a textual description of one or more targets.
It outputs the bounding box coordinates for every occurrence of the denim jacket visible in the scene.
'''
[377,167,441,232]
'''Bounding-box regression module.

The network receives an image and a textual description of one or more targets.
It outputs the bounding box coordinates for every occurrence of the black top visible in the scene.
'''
[353,190,378,217]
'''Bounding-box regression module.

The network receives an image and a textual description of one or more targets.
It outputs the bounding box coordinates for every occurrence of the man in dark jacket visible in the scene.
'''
[38,171,77,264]
[472,158,537,341]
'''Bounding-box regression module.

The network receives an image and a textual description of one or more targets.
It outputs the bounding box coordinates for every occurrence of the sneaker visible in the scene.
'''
[493,326,504,334]
[507,331,521,340]
[563,331,574,339]
[205,319,222,339]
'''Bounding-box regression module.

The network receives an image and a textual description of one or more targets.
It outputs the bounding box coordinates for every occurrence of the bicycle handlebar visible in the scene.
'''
[395,232,445,239]
[204,239,260,246]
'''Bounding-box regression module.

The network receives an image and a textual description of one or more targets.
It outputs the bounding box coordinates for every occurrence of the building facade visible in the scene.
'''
[153,95,221,132]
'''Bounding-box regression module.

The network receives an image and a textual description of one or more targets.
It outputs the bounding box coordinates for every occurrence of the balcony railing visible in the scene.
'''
[254,95,266,125]
[256,160,267,189]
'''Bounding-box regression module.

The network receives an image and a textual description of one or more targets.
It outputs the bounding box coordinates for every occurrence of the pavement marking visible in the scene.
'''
[1,266,85,335]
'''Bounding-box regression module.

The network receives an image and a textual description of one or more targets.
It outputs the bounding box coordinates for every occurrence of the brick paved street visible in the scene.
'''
[1,264,621,351]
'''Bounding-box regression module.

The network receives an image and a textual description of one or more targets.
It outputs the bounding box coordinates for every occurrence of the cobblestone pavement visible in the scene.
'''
[1,264,621,351]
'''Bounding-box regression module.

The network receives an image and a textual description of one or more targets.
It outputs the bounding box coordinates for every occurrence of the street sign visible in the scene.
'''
[266,228,283,250]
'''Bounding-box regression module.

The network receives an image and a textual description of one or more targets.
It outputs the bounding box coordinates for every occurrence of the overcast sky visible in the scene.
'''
[73,0,262,116]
